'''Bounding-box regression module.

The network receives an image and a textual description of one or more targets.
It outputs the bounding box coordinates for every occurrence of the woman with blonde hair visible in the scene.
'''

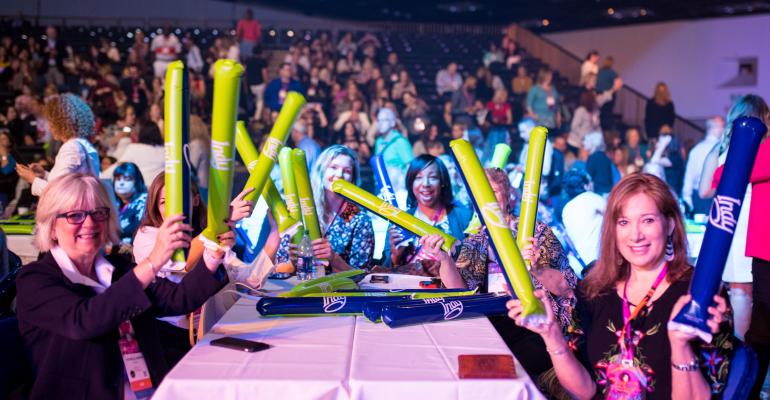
[275,145,374,271]
[16,93,100,196]
[506,173,732,399]
[16,173,228,399]
[644,82,675,139]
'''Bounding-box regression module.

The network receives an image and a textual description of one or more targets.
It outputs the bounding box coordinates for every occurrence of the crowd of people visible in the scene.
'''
[1,12,770,400]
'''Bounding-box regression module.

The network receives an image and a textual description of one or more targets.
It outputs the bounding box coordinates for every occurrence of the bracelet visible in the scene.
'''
[145,259,157,284]
[546,347,569,356]
[671,358,700,371]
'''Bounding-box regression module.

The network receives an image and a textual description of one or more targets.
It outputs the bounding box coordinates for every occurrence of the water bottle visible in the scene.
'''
[297,230,315,281]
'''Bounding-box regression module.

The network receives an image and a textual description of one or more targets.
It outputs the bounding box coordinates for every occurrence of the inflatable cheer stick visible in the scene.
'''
[303,289,478,298]
[516,126,548,269]
[292,148,324,242]
[278,278,358,297]
[491,143,512,168]
[370,155,414,244]
[163,61,192,264]
[370,155,400,207]
[290,269,366,292]
[381,294,511,328]
[332,180,456,253]
[202,60,243,242]
[256,295,411,317]
[669,116,766,342]
[234,121,300,236]
[242,92,305,203]
[465,143,513,235]
[364,292,499,323]
[450,139,546,327]
[279,147,303,243]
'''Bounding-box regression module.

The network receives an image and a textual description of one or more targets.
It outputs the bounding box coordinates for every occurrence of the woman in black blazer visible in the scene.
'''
[16,173,229,400]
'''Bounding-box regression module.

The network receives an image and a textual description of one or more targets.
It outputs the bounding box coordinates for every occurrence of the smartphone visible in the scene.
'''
[10,148,29,166]
[369,275,389,284]
[210,337,270,353]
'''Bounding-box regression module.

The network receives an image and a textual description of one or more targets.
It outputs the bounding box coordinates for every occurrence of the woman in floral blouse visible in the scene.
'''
[506,174,733,399]
[423,167,577,326]
[276,145,374,271]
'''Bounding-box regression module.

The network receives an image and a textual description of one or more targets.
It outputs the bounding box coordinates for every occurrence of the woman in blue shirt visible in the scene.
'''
[112,162,147,244]
[384,154,472,271]
[526,67,561,129]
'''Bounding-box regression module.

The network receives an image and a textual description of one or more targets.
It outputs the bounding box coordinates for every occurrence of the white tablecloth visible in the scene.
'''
[155,297,545,400]
[7,234,39,264]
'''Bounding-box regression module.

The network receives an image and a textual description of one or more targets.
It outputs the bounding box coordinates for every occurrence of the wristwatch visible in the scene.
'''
[671,358,700,371]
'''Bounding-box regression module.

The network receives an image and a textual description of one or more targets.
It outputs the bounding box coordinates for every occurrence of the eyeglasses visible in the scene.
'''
[56,207,111,224]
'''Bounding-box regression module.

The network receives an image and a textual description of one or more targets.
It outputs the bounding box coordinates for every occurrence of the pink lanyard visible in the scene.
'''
[620,263,668,355]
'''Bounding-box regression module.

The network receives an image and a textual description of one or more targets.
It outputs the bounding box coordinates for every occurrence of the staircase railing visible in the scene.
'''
[509,24,705,146]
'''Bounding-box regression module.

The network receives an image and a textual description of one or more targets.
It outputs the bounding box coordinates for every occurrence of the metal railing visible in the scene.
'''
[509,24,704,143]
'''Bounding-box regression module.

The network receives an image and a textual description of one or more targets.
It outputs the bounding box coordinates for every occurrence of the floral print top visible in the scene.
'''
[119,193,147,244]
[456,216,578,328]
[545,278,733,400]
[276,202,374,269]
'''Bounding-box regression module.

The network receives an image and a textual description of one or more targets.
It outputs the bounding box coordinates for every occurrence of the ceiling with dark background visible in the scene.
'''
[242,0,770,31]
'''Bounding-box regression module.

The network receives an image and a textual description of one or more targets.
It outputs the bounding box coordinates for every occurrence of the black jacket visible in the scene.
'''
[16,252,227,400]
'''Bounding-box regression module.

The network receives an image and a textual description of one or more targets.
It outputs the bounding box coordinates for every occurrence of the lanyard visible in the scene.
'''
[405,207,444,264]
[620,262,668,355]
[322,199,348,239]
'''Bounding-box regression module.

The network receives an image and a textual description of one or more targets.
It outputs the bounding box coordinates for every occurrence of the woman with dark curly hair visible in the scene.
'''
[16,93,100,196]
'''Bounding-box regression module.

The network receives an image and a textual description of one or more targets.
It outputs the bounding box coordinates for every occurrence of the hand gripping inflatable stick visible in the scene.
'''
[668,116,766,342]
[234,121,300,236]
[450,139,547,328]
[202,60,243,242]
[241,92,305,204]
[331,180,457,253]
[163,61,192,264]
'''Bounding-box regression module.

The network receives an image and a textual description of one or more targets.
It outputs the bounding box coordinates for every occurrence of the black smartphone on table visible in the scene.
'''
[210,337,271,353]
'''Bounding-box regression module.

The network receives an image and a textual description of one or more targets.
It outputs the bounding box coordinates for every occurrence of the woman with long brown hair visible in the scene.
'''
[644,82,675,139]
[506,173,732,399]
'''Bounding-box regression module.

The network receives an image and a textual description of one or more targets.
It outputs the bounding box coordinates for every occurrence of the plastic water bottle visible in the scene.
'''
[297,230,315,281]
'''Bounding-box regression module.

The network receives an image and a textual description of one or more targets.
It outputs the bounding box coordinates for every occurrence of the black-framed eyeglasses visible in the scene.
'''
[56,207,111,224]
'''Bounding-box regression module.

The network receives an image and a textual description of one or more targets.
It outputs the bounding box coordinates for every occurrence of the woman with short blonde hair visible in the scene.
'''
[34,173,119,252]
[17,173,228,400]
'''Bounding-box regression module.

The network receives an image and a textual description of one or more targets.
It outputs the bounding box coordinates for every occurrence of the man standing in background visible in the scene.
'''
[150,25,181,79]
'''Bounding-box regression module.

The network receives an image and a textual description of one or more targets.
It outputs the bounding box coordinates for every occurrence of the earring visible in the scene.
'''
[665,234,674,262]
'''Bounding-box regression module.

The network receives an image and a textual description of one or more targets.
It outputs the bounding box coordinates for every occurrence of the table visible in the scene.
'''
[7,234,38,265]
[155,288,545,399]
